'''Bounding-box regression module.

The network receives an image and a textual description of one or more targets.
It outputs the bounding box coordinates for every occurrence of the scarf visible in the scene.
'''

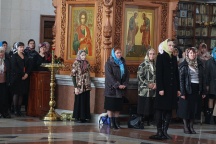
[162,39,172,57]
[111,48,125,78]
[76,49,88,73]
[212,47,216,61]
[185,48,198,70]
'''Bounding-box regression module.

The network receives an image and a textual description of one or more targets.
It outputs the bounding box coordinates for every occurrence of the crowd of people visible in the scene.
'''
[1,38,216,140]
[99,39,216,140]
[0,40,51,118]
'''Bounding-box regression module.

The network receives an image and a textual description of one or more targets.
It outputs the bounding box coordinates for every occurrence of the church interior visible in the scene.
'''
[1,0,216,143]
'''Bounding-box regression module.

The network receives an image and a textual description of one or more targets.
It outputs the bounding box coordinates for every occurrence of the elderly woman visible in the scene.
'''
[137,48,156,128]
[149,39,180,140]
[177,47,206,134]
[71,50,91,123]
[0,47,11,118]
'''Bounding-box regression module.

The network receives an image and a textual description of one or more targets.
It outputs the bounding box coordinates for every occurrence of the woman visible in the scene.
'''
[0,47,11,118]
[104,47,129,129]
[71,50,91,123]
[177,47,206,134]
[36,43,49,71]
[149,39,180,140]
[137,48,156,127]
[11,42,31,116]
[205,47,216,124]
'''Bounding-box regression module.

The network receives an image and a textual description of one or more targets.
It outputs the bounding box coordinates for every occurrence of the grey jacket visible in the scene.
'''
[104,56,129,98]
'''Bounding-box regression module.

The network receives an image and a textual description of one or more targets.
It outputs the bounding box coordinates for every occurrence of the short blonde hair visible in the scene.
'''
[0,47,5,53]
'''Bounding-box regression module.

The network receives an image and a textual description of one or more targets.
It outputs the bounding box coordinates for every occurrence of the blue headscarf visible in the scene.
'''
[111,48,125,78]
[212,47,216,61]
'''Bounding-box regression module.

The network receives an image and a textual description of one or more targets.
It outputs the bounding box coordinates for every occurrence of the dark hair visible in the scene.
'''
[79,11,87,24]
[17,42,25,47]
[28,39,35,45]
[2,41,7,45]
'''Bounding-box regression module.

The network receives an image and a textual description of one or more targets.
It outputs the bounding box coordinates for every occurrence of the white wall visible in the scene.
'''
[0,0,55,51]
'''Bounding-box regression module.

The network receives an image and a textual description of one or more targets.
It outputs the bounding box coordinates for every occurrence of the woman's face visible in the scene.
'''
[0,52,4,58]
[167,41,174,53]
[148,50,155,61]
[115,49,122,59]
[17,46,24,53]
[40,46,46,54]
[188,50,196,60]
[80,52,86,60]
[173,50,179,57]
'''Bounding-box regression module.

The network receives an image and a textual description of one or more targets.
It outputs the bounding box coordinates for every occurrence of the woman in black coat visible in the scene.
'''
[177,47,206,134]
[11,42,31,116]
[104,47,129,129]
[149,39,180,140]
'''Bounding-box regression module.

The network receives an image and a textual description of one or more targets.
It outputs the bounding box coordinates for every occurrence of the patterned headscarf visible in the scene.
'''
[0,47,5,73]
[76,50,88,73]
[162,39,172,57]
[212,47,216,61]
[12,42,18,54]
[111,48,125,78]
[185,47,198,69]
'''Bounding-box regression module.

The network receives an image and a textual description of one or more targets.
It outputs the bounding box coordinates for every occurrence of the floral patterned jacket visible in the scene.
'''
[71,60,91,94]
[137,60,156,97]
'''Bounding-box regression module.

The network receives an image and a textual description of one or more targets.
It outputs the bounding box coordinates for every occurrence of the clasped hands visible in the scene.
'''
[119,85,126,89]
[75,88,80,95]
[22,73,28,80]
[148,83,156,90]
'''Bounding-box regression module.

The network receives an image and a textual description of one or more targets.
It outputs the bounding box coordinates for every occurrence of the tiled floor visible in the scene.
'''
[0,116,216,144]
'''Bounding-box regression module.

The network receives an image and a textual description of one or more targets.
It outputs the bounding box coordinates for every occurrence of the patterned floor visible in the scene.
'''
[0,116,216,144]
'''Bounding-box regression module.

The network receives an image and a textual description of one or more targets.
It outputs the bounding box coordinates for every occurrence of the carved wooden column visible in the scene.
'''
[52,0,57,50]
[102,0,113,74]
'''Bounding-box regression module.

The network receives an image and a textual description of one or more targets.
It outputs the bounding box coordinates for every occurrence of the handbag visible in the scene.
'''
[98,113,110,125]
[128,114,144,129]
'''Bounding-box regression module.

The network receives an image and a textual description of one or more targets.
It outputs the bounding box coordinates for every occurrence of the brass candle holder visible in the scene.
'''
[41,49,64,121]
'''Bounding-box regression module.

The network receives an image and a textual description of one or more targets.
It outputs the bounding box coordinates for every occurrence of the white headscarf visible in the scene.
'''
[158,42,163,54]
[0,47,5,73]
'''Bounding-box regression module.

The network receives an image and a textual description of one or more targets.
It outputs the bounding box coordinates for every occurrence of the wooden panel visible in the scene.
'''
[27,71,51,117]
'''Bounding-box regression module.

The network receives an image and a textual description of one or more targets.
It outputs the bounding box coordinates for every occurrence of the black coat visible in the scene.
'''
[179,59,206,96]
[10,53,32,95]
[206,58,216,95]
[4,55,11,85]
[154,52,180,110]
[104,56,129,98]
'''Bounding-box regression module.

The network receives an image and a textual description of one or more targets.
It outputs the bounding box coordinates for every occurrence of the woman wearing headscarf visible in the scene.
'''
[104,47,129,129]
[11,42,32,116]
[149,39,180,140]
[137,48,156,128]
[177,47,206,134]
[71,50,91,123]
[205,47,216,124]
[0,47,11,118]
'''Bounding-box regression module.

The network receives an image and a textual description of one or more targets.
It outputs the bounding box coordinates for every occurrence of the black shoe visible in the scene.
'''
[149,128,167,140]
[183,127,192,134]
[2,112,11,118]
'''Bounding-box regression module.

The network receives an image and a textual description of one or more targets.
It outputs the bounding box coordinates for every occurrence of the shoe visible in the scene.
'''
[183,127,191,134]
[149,128,167,140]
[2,112,11,118]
